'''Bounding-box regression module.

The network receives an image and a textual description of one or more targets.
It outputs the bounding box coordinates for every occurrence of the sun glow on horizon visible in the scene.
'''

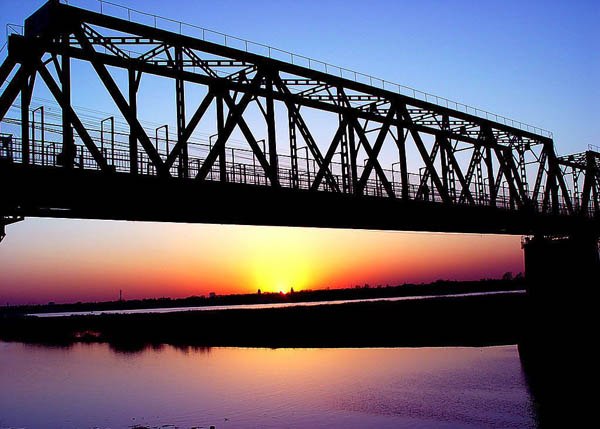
[243,228,314,293]
[0,219,524,305]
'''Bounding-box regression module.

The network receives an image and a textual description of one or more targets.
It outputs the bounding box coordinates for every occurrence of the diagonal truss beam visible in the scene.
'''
[0,63,32,122]
[182,47,219,78]
[138,43,169,62]
[459,145,482,204]
[311,117,348,191]
[0,57,17,89]
[437,133,475,205]
[399,104,448,203]
[348,113,395,198]
[75,28,165,174]
[196,74,269,181]
[37,62,110,171]
[273,74,340,192]
[503,150,530,206]
[161,90,215,175]
[548,150,574,215]
[221,87,276,186]
[82,24,129,59]
[492,146,523,209]
[356,108,395,195]
[532,150,548,205]
[416,139,440,200]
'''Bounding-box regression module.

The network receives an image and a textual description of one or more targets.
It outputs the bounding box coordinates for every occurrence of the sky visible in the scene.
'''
[0,0,598,304]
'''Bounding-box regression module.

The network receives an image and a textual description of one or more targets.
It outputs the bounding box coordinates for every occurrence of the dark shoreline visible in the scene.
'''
[3,278,525,315]
[0,292,526,351]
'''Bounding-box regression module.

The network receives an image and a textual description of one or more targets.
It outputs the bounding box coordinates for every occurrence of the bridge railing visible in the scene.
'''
[1,131,586,218]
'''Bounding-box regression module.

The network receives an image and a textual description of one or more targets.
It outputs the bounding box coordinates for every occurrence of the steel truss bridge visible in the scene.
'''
[0,0,599,243]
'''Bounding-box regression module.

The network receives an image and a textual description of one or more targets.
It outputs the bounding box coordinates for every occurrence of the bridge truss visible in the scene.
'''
[0,0,599,241]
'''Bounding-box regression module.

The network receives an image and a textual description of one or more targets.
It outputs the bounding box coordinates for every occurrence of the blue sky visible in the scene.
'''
[2,0,597,152]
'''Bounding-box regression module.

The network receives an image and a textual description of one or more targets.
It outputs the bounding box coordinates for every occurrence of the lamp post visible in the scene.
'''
[297,146,309,188]
[208,133,218,180]
[102,116,115,166]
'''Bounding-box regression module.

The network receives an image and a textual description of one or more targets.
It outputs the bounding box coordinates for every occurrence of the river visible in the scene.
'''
[28,290,525,317]
[0,342,537,428]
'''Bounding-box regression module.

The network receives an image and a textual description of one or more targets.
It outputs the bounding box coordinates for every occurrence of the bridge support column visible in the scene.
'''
[519,234,599,424]
[523,234,599,297]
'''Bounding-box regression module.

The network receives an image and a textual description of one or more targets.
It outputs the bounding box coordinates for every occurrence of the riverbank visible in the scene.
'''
[3,278,525,315]
[0,292,526,350]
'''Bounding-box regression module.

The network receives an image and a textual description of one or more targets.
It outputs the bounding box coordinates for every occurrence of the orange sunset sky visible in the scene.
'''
[0,218,524,305]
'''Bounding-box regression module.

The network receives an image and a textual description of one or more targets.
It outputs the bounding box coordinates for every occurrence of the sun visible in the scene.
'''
[242,229,314,293]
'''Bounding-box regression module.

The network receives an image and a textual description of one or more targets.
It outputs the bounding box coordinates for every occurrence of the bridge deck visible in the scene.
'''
[1,152,597,237]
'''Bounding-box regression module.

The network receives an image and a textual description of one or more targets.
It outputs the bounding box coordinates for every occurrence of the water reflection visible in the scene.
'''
[0,342,537,428]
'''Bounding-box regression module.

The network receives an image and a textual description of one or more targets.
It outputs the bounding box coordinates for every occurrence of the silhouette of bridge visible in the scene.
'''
[1,0,599,245]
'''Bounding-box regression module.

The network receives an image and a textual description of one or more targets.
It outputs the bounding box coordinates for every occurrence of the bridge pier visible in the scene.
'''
[519,234,598,424]
[523,234,599,299]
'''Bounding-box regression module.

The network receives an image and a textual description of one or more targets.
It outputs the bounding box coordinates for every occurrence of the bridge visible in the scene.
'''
[0,0,599,282]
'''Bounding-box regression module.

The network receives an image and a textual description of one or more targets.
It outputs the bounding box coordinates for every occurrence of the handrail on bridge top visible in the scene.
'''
[51,0,554,140]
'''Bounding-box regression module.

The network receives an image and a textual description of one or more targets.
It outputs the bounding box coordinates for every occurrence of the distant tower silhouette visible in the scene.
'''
[119,289,122,301]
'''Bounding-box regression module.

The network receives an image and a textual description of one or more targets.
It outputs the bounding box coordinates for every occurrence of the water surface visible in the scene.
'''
[29,290,524,317]
[0,342,536,428]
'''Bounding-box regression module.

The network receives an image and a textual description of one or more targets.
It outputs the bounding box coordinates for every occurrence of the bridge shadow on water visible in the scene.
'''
[517,286,595,425]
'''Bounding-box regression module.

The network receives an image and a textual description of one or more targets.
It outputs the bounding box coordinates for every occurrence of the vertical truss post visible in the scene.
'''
[485,146,496,207]
[581,151,595,216]
[543,146,572,215]
[348,119,359,195]
[61,35,74,168]
[339,118,350,193]
[128,68,139,174]
[476,161,485,204]
[532,150,547,209]
[439,136,449,195]
[395,121,409,201]
[440,116,457,202]
[337,89,350,193]
[288,110,299,189]
[216,88,226,182]
[447,155,457,202]
[547,155,559,215]
[503,149,516,210]
[572,167,579,212]
[266,73,279,186]
[517,140,529,196]
[593,176,600,215]
[175,46,187,178]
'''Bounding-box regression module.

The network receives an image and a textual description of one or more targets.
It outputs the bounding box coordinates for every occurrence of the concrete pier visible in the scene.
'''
[519,234,598,425]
